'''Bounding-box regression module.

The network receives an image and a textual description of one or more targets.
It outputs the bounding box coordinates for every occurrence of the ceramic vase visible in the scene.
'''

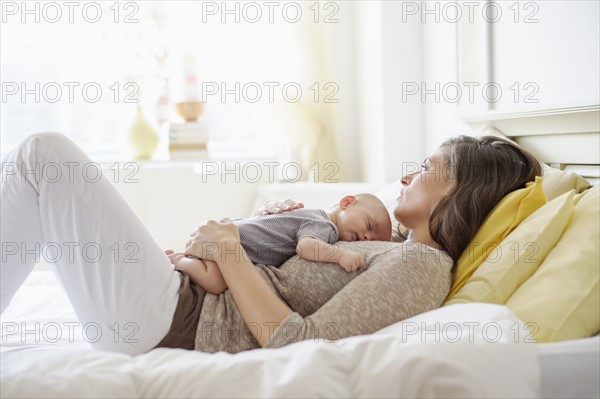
[128,105,159,160]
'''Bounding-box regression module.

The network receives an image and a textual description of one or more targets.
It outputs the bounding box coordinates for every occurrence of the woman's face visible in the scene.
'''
[393,148,453,229]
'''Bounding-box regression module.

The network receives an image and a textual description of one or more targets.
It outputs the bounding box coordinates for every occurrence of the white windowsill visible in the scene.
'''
[1,143,279,169]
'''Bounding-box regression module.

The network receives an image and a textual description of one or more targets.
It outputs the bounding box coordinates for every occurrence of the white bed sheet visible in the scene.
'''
[1,270,542,398]
[1,270,89,350]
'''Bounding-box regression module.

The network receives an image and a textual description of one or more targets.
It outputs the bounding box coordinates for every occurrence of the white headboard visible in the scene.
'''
[455,2,599,184]
[461,102,600,184]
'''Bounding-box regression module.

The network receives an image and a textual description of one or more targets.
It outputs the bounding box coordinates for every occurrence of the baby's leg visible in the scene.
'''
[177,256,227,295]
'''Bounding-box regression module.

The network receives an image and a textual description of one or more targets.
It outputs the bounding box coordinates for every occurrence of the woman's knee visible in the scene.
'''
[18,132,87,164]
[23,132,75,151]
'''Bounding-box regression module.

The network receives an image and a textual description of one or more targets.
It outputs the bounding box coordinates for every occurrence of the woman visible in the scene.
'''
[0,133,541,355]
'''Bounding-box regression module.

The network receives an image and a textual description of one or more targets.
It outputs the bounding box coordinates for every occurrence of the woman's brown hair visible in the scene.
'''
[429,135,543,264]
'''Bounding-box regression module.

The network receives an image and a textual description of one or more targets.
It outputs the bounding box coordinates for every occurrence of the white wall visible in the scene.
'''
[350,0,599,184]
[492,1,600,109]
[352,1,471,183]
[422,11,472,153]
[107,162,278,251]
[354,1,426,184]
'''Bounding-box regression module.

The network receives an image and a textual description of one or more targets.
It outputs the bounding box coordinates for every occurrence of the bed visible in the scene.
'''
[1,103,599,398]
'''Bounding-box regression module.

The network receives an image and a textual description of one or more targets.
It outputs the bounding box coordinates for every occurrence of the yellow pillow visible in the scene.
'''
[506,185,599,342]
[541,164,591,201]
[445,190,575,305]
[448,177,547,297]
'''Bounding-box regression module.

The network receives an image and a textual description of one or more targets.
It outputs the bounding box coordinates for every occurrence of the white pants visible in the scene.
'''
[1,133,181,355]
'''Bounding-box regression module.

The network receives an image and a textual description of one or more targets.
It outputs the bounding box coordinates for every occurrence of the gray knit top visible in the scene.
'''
[157,241,453,353]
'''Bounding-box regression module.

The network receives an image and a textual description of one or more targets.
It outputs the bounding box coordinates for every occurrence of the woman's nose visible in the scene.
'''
[401,174,414,186]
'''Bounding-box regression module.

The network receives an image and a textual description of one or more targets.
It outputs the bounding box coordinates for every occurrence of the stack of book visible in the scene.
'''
[168,121,211,160]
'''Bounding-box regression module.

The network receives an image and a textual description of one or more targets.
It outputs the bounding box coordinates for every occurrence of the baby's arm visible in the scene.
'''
[296,237,365,272]
[168,252,227,295]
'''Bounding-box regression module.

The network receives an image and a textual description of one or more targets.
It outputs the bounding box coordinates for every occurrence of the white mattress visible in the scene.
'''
[0,270,594,398]
[537,335,600,398]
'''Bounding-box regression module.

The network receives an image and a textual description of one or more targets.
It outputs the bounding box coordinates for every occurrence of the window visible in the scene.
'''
[1,1,308,160]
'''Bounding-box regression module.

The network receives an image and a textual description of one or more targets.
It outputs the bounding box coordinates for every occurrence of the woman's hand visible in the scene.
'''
[184,218,241,262]
[251,199,304,216]
[184,221,293,347]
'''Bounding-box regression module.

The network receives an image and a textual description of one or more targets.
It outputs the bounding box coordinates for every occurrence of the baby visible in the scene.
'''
[170,193,392,294]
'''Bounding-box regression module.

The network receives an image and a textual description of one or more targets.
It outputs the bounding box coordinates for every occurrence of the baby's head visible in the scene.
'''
[331,193,392,242]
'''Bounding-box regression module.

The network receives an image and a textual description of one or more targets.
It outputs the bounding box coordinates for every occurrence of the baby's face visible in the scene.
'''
[336,201,392,242]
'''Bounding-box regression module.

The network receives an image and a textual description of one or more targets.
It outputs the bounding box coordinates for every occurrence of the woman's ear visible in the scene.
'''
[339,195,356,209]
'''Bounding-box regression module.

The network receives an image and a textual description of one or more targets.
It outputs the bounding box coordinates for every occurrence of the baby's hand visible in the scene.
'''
[338,251,365,272]
[166,251,203,271]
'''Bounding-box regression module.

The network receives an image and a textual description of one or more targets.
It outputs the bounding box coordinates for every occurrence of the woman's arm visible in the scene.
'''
[267,243,453,347]
[187,220,452,347]
[184,219,293,347]
[214,246,293,346]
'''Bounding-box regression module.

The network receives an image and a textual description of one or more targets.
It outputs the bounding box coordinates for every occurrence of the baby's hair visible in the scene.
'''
[328,193,384,210]
[355,193,383,203]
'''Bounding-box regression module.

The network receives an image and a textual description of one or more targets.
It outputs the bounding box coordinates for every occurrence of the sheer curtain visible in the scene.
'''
[0,0,344,177]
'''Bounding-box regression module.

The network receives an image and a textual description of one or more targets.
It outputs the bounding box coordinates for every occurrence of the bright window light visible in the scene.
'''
[1,1,305,159]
